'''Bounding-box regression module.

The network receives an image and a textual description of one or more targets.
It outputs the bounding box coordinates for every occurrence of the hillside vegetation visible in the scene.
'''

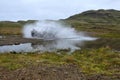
[67,9,120,23]
[64,9,120,38]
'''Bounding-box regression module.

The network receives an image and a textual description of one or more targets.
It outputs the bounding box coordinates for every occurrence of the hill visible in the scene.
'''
[64,9,120,38]
[66,9,120,24]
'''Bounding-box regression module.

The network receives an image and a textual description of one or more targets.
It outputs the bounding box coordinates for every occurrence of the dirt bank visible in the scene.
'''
[0,35,43,46]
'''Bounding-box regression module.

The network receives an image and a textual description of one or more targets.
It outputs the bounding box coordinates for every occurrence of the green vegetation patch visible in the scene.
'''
[0,47,119,75]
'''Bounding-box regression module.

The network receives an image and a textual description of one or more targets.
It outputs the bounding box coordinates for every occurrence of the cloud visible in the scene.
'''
[0,0,120,21]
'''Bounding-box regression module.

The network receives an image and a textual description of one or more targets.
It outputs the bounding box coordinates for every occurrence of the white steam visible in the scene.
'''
[22,21,96,52]
[23,21,95,40]
[23,21,80,39]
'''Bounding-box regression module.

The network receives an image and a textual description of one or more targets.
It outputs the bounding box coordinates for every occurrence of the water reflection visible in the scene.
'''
[0,43,33,53]
[0,36,2,38]
[32,39,81,52]
[0,39,85,53]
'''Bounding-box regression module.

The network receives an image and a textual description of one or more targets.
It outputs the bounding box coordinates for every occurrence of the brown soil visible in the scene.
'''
[0,64,85,80]
[0,35,43,46]
[0,64,119,80]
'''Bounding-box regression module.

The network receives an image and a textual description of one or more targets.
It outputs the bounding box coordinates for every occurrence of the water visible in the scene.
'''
[0,39,86,53]
[0,36,2,38]
[0,43,33,53]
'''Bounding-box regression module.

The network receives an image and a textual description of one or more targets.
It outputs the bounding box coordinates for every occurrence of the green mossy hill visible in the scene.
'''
[0,20,37,27]
[66,9,120,24]
[64,9,120,38]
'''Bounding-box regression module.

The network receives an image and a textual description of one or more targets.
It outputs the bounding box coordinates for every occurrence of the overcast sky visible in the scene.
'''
[0,0,120,21]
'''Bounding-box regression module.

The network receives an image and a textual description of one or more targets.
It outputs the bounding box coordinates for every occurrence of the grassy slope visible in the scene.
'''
[64,9,120,38]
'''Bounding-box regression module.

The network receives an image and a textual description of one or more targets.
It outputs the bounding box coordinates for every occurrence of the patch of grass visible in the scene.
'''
[0,47,119,75]
[0,21,22,35]
[0,20,37,35]
[65,20,120,38]
[97,33,120,38]
[0,27,22,35]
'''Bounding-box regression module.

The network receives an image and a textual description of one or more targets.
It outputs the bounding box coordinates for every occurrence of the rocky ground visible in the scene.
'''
[0,64,119,80]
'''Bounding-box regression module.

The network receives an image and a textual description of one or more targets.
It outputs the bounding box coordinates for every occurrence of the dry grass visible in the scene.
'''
[0,27,22,35]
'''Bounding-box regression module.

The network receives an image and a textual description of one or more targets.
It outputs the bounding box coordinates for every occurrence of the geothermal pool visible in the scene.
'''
[0,38,96,53]
[0,21,97,53]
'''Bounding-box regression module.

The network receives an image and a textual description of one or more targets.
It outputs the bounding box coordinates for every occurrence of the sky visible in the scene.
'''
[0,0,120,21]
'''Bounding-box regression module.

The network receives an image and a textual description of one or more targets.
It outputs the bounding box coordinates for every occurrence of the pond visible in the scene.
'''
[0,38,88,53]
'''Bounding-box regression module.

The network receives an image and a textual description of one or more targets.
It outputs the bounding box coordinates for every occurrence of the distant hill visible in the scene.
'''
[66,9,120,24]
[0,20,37,27]
[63,9,120,38]
[0,20,37,35]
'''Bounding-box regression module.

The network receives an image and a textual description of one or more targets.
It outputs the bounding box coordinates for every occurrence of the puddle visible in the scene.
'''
[0,43,33,53]
[0,36,2,38]
[0,38,91,53]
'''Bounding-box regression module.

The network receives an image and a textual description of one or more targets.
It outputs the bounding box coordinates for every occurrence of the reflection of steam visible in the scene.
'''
[0,40,80,53]
[31,39,80,52]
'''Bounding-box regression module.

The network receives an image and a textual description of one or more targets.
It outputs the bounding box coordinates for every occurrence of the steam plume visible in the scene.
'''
[22,21,96,52]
